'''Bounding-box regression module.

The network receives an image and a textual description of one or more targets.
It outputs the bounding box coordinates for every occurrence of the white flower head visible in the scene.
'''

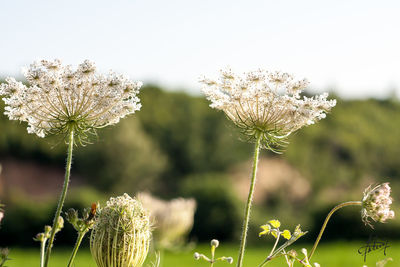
[362,183,395,227]
[200,68,336,152]
[0,59,142,144]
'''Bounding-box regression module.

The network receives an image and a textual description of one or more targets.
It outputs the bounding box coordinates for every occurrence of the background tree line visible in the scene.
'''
[0,85,399,247]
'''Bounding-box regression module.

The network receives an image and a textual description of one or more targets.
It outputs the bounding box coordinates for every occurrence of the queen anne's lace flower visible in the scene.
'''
[361,183,395,227]
[200,69,336,152]
[0,59,142,142]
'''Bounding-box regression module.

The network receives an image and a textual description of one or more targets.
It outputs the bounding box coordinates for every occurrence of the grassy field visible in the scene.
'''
[6,241,398,266]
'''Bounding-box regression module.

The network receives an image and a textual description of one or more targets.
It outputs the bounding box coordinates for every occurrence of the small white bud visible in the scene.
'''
[211,239,219,248]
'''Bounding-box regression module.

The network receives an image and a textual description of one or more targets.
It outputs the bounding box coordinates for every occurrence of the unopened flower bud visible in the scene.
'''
[90,194,151,267]
[211,239,219,248]
[287,249,297,259]
[55,216,64,232]
[33,233,45,242]
[44,225,52,235]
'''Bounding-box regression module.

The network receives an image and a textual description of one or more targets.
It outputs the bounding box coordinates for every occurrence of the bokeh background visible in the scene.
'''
[1,0,400,265]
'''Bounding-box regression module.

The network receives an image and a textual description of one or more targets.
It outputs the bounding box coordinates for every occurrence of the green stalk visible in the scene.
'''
[40,239,47,267]
[67,231,86,267]
[210,245,215,267]
[308,201,362,259]
[257,232,281,267]
[44,130,75,267]
[237,134,262,267]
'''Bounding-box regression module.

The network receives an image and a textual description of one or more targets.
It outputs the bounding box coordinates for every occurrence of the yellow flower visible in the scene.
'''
[282,230,291,240]
[259,224,271,237]
[271,230,278,238]
[268,219,281,228]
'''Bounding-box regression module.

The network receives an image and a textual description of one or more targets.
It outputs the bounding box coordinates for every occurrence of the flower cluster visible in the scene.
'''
[33,216,64,243]
[138,192,196,249]
[258,219,307,266]
[361,183,395,227]
[0,59,142,142]
[259,220,306,245]
[90,194,151,267]
[65,205,96,234]
[200,69,336,151]
[259,219,291,239]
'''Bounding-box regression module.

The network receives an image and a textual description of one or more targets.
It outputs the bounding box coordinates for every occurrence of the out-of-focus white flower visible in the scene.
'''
[200,69,336,152]
[362,183,395,227]
[0,59,142,142]
[90,194,151,267]
[138,192,196,249]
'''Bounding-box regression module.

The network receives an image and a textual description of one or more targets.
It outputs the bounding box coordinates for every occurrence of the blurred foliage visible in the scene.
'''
[0,187,105,247]
[74,118,167,193]
[285,98,400,204]
[1,83,400,246]
[180,173,242,241]
[136,86,251,195]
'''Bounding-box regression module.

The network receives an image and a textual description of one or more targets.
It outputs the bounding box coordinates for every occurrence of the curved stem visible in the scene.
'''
[237,134,262,267]
[308,201,362,259]
[44,130,75,267]
[67,231,86,267]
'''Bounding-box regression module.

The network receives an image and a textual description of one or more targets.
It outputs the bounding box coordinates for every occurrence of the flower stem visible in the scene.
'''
[308,200,362,259]
[67,231,86,267]
[257,232,281,267]
[40,239,47,267]
[44,130,75,267]
[210,245,215,267]
[237,134,262,267]
[268,232,280,258]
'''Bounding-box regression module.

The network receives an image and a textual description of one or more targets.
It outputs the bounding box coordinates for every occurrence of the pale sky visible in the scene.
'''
[1,0,400,98]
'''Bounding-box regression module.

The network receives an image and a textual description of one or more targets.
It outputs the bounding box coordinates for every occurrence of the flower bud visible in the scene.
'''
[33,233,45,242]
[211,239,219,248]
[44,225,52,235]
[90,194,151,267]
[226,257,233,264]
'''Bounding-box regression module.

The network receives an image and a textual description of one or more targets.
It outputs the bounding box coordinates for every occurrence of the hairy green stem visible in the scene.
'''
[44,130,75,267]
[68,231,86,267]
[309,201,362,259]
[237,134,262,267]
